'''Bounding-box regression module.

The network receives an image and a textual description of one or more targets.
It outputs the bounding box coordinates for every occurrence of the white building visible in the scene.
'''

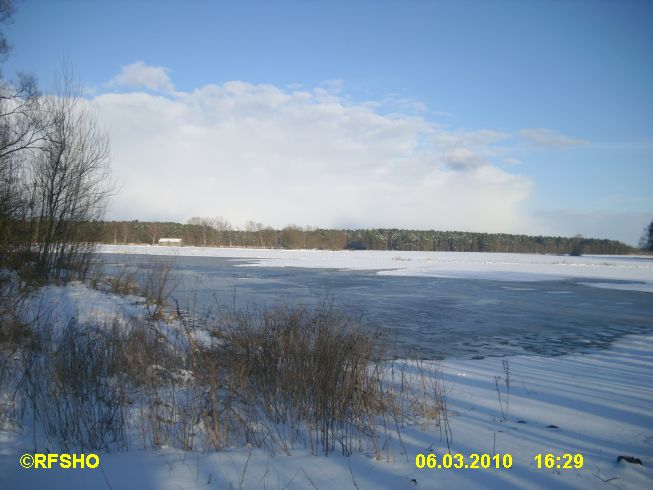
[158,238,183,246]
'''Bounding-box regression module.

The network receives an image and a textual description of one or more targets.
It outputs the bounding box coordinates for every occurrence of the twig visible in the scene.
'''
[300,468,319,490]
[239,445,253,490]
[281,468,319,490]
[494,376,505,421]
[594,469,620,483]
[502,359,511,419]
[348,457,360,490]
[100,464,114,490]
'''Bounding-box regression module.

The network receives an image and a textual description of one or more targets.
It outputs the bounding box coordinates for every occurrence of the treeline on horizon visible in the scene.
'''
[94,219,633,255]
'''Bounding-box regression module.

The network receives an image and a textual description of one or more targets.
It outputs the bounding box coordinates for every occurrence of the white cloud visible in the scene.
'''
[519,128,587,149]
[93,74,533,233]
[107,61,174,92]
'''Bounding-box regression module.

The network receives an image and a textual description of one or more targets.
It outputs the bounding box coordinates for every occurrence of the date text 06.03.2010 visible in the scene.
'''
[415,453,584,470]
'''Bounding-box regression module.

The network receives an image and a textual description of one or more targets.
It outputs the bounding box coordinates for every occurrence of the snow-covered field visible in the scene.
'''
[99,245,653,292]
[1,278,652,489]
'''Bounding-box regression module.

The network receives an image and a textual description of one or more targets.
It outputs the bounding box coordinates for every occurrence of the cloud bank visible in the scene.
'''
[94,63,596,234]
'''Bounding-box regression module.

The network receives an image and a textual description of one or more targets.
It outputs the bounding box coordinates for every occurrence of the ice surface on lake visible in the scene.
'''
[100,249,653,359]
[101,245,653,292]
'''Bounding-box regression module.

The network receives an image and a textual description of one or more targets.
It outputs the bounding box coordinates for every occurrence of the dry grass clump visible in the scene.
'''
[24,319,129,451]
[119,317,201,451]
[21,313,192,452]
[114,316,183,385]
[387,358,452,451]
[411,359,446,422]
[213,305,390,455]
[108,264,140,296]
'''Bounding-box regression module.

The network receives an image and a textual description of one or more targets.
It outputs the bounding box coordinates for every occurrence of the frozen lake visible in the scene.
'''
[100,252,653,359]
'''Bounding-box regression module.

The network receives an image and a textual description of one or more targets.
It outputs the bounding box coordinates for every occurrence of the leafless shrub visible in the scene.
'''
[28,66,113,283]
[212,305,393,455]
[140,257,178,318]
[121,302,431,457]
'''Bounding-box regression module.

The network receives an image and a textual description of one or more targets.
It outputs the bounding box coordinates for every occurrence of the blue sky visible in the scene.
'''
[4,0,652,244]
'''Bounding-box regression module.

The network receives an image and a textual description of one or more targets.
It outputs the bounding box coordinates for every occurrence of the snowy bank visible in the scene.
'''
[1,322,651,489]
[22,281,147,330]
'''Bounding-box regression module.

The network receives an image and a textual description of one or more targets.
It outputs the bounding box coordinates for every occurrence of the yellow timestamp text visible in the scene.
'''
[415,453,513,469]
[534,453,583,469]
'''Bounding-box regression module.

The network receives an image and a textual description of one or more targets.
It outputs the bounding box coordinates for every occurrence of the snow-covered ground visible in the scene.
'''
[1,281,652,489]
[21,281,147,331]
[100,245,653,293]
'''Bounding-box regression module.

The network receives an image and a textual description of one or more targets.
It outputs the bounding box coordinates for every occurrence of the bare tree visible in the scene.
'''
[213,216,231,247]
[189,216,222,246]
[0,5,112,282]
[280,225,304,249]
[0,75,45,261]
[0,1,50,276]
[244,220,257,247]
[30,67,112,280]
[262,226,277,248]
[146,222,161,246]
[187,216,204,245]
[121,221,131,244]
[243,220,264,247]
[0,3,41,164]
